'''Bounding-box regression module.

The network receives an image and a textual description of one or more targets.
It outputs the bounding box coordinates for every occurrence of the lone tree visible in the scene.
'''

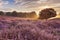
[39,8,57,19]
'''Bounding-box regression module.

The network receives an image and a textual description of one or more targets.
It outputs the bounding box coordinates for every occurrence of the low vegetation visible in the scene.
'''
[0,8,59,40]
[0,16,60,40]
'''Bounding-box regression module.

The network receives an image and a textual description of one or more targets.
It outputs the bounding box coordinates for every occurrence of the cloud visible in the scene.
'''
[14,0,48,9]
[0,0,3,6]
[48,0,60,3]
[0,0,60,12]
[0,0,9,7]
[14,0,60,5]
[14,0,60,8]
[12,0,60,12]
[0,0,10,11]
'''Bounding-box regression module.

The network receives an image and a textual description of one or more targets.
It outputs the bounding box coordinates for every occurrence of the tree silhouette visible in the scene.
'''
[39,8,57,19]
[11,11,17,17]
[6,12,12,16]
[0,11,4,16]
[30,11,37,18]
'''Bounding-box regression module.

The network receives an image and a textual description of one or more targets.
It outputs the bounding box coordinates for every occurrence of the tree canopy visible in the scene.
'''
[39,8,57,19]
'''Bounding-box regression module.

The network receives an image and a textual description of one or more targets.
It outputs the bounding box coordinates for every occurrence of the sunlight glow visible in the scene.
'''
[36,11,39,18]
[42,6,51,9]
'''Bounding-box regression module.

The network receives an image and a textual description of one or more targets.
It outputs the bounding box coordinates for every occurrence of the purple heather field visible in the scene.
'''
[0,16,60,40]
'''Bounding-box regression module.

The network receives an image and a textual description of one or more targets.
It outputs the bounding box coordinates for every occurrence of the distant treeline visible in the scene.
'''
[0,8,57,19]
[0,11,37,18]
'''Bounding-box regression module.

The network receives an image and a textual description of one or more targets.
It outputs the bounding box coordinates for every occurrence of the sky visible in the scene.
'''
[0,0,60,13]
